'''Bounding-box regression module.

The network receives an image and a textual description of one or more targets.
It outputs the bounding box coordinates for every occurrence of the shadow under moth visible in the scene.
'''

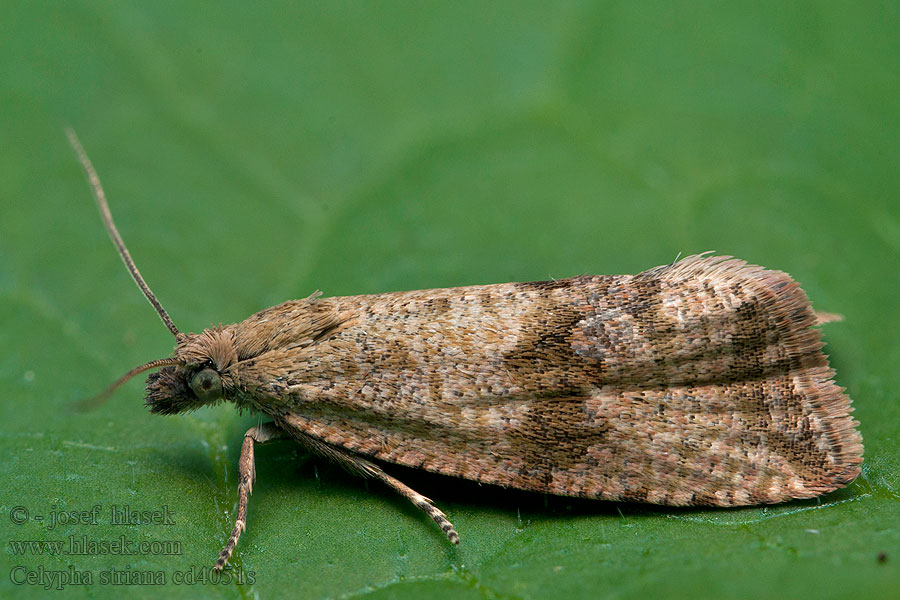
[67,130,863,571]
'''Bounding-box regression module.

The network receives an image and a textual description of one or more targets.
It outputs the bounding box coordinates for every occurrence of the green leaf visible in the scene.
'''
[1,2,898,598]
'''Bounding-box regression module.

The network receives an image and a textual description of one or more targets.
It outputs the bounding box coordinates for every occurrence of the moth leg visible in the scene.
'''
[214,421,288,572]
[294,434,459,544]
[361,460,461,545]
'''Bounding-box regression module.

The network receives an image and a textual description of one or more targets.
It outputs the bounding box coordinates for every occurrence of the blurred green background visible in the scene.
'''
[1,1,898,598]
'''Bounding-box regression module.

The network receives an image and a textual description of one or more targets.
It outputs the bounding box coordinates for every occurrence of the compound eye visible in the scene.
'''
[190,368,222,402]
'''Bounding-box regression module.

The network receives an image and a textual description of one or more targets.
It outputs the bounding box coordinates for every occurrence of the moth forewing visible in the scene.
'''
[241,262,861,506]
[69,129,862,572]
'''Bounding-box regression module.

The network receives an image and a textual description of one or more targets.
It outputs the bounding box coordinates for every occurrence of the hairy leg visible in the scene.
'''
[214,422,287,572]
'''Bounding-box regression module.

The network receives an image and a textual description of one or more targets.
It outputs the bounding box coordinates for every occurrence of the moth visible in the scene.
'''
[68,130,863,571]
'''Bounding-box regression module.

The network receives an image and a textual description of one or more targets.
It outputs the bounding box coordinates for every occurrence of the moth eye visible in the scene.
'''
[190,368,222,402]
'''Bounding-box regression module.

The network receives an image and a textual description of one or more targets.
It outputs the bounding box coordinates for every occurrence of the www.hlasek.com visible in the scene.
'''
[9,535,181,556]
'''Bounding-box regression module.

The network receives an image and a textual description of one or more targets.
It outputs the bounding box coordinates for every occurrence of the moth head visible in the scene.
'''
[144,365,222,415]
[144,327,237,415]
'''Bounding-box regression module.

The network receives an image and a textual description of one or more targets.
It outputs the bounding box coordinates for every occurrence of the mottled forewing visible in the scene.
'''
[237,255,862,506]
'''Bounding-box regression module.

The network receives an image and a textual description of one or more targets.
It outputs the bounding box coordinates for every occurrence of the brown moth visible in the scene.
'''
[67,130,863,571]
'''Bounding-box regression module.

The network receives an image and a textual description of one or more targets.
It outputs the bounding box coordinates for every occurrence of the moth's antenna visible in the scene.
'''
[74,357,184,411]
[65,128,184,341]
